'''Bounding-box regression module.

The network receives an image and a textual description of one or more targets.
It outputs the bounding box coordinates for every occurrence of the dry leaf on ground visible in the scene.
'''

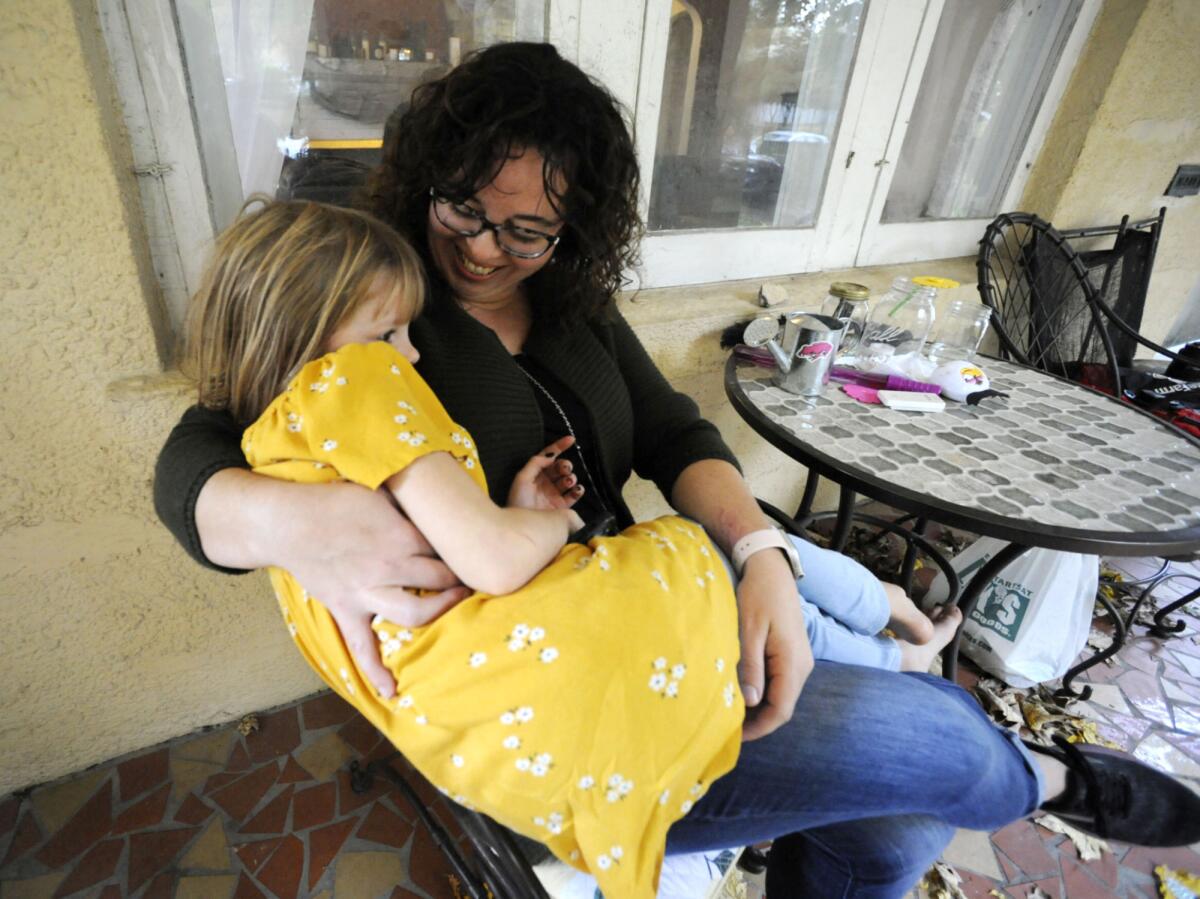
[1033,814,1108,861]
[1154,863,1200,899]
[917,861,969,899]
[237,713,259,736]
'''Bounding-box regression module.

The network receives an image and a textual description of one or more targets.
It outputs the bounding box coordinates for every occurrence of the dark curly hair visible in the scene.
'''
[365,42,642,329]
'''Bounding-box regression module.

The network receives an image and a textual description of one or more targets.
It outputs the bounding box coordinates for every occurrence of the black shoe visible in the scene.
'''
[1027,735,1200,846]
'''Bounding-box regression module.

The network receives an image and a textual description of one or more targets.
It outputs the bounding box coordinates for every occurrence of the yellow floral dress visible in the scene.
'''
[243,341,744,897]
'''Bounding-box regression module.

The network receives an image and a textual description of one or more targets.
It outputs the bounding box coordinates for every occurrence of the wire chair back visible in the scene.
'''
[1061,208,1166,367]
[976,212,1123,394]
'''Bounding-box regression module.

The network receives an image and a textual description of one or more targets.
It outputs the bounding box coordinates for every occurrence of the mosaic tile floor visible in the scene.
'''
[1,556,1197,899]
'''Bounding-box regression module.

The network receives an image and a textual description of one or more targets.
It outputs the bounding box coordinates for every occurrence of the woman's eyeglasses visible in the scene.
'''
[429,188,561,260]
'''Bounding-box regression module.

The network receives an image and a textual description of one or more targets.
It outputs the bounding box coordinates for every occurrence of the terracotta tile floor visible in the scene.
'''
[1,556,1197,898]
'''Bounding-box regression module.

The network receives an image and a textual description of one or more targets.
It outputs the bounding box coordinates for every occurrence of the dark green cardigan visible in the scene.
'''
[154,298,739,572]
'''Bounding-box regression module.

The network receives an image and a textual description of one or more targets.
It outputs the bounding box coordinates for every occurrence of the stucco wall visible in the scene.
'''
[0,0,323,795]
[1021,0,1200,347]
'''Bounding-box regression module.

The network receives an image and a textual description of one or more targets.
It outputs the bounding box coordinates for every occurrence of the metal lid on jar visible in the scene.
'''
[828,281,870,301]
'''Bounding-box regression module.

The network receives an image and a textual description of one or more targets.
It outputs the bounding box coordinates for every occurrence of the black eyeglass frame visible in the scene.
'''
[428,187,562,260]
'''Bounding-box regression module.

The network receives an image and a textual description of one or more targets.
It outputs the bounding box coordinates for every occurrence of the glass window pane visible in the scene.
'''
[647,0,866,233]
[208,0,547,199]
[881,0,1082,223]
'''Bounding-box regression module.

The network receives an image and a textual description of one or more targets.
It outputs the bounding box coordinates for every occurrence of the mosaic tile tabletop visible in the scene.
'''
[729,357,1200,548]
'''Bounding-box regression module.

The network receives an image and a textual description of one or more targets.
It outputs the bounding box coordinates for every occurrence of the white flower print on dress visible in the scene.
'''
[598,559,611,572]
[394,414,408,424]
[390,364,402,375]
[516,706,534,723]
[408,433,427,447]
[415,714,428,725]
[650,570,668,591]
[397,431,412,442]
[539,647,559,664]
[699,545,710,557]
[468,651,488,668]
[512,624,530,639]
[650,658,686,698]
[464,458,476,469]
[723,682,736,708]
[659,789,671,806]
[681,799,694,814]
[507,638,525,652]
[716,658,726,673]
[321,439,338,452]
[515,758,531,772]
[451,754,465,768]
[335,376,347,386]
[397,401,415,412]
[287,413,302,433]
[611,846,624,860]
[396,695,414,708]
[309,381,329,393]
[338,667,355,696]
[503,735,521,750]
[533,812,564,836]
[578,775,595,790]
[500,712,516,726]
[605,774,633,802]
[597,854,612,871]
[529,627,545,642]
[321,364,335,378]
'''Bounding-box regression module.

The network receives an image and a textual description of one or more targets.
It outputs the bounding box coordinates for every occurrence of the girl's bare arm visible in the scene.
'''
[386,452,583,596]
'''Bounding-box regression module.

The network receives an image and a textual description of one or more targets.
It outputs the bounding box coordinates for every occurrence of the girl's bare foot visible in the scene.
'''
[884,582,935,645]
[897,604,963,673]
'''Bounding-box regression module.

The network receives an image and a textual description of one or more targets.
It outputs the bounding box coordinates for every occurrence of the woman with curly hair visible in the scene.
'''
[156,42,1200,897]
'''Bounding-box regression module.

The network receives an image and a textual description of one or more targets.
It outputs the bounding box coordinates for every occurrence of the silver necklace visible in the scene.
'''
[517,363,605,504]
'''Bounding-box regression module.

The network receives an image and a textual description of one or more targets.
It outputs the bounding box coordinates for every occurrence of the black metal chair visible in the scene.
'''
[976,212,1124,394]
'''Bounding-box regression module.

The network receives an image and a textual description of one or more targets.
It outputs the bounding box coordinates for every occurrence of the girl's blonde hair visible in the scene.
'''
[184,198,426,422]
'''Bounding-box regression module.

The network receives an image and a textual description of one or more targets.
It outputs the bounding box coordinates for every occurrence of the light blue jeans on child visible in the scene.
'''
[716,535,901,670]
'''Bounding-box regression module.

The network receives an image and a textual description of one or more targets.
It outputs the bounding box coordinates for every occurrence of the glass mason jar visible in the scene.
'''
[926,298,993,364]
[820,281,871,356]
[860,276,937,364]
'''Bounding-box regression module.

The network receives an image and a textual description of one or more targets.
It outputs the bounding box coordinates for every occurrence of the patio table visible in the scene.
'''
[725,354,1200,685]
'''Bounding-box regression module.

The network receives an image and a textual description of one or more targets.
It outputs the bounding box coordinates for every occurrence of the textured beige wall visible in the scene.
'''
[0,0,322,795]
[1021,0,1200,347]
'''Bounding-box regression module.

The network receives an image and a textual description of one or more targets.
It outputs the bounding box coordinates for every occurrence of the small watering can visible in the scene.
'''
[743,312,845,397]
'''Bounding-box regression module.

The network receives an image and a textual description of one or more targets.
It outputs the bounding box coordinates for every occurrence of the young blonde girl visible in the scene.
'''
[186,199,744,897]
[185,199,959,896]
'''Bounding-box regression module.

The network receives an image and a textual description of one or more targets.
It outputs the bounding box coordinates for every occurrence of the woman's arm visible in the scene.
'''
[670,458,813,742]
[387,452,582,596]
[154,404,469,699]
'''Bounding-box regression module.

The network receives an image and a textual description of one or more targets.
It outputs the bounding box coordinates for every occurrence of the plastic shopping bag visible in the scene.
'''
[926,538,1098,688]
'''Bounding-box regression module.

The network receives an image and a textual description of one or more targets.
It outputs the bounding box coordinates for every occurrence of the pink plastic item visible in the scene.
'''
[842,384,881,404]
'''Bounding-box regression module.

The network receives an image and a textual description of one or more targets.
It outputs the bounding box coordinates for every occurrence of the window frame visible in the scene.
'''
[102,0,1100,327]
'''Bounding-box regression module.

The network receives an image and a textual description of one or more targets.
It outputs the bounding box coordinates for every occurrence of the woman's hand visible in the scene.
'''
[735,549,814,741]
[197,471,471,698]
[507,435,584,511]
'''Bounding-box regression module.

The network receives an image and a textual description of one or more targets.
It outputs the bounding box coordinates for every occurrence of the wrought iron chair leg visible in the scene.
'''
[899,517,928,596]
[831,486,856,552]
[1057,590,1128,702]
[795,469,820,521]
[1151,583,1200,638]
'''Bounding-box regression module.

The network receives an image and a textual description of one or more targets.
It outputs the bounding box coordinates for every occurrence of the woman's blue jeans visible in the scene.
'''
[665,662,1045,898]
